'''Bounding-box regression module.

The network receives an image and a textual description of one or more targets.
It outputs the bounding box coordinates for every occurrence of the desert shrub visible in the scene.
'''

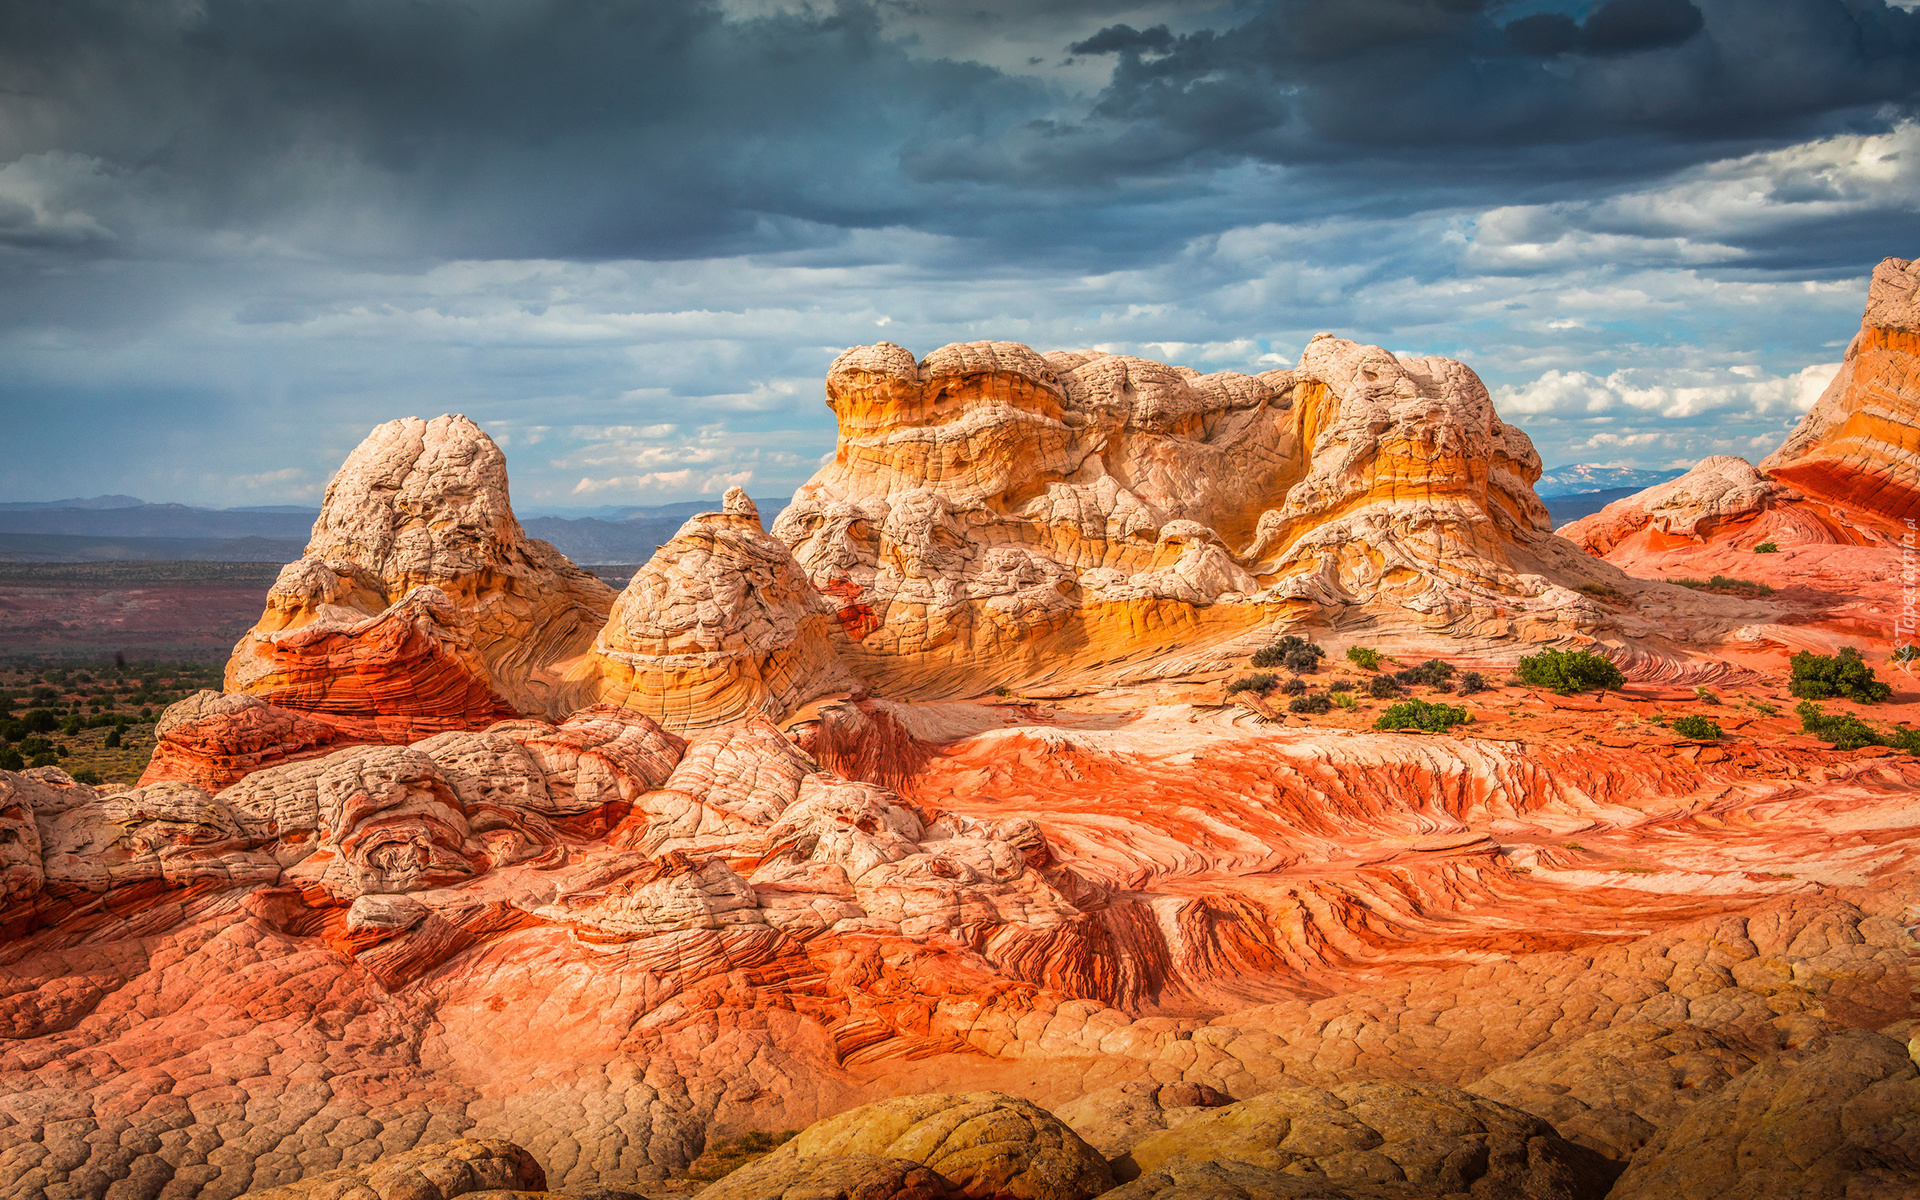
[0,749,20,771]
[1669,715,1721,740]
[1332,691,1358,709]
[1327,678,1353,692]
[1281,677,1308,695]
[1754,541,1780,553]
[1894,645,1920,664]
[59,716,80,735]
[1797,701,1885,751]
[1374,699,1472,733]
[1577,581,1628,604]
[1789,647,1891,703]
[1288,693,1332,714]
[1515,648,1626,694]
[29,752,56,768]
[1395,658,1457,690]
[1226,673,1279,696]
[70,768,102,785]
[20,709,57,735]
[1368,675,1405,699]
[1346,646,1381,671]
[1253,635,1324,672]
[105,726,122,748]
[1673,575,1775,598]
[1694,686,1720,704]
[1457,670,1489,695]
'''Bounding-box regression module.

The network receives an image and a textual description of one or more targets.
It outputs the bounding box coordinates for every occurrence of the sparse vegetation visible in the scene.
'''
[1457,670,1489,696]
[1577,581,1628,605]
[1672,575,1775,599]
[1288,693,1332,715]
[1895,645,1920,664]
[1374,699,1472,733]
[1327,678,1352,692]
[682,1130,800,1182]
[1331,691,1358,709]
[1368,675,1405,700]
[1514,648,1626,695]
[1255,635,1325,674]
[1394,658,1457,691]
[1789,647,1891,704]
[1281,676,1308,695]
[1669,715,1721,740]
[1225,673,1279,697]
[1796,701,1890,751]
[1694,686,1719,704]
[1754,541,1780,553]
[1346,646,1381,671]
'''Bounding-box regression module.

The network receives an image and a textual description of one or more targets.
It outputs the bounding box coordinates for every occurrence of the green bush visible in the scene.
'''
[1754,541,1780,553]
[1669,715,1721,740]
[1673,575,1775,598]
[1327,678,1353,692]
[20,709,58,734]
[1332,691,1358,709]
[1367,675,1405,699]
[1226,673,1279,696]
[1577,581,1628,604]
[1694,686,1720,704]
[105,726,122,749]
[1288,693,1332,714]
[1346,646,1381,671]
[1253,635,1324,672]
[1894,645,1920,664]
[1374,699,1472,733]
[70,768,102,785]
[1395,658,1457,690]
[1280,676,1308,695]
[1796,701,1885,750]
[28,752,57,768]
[1515,648,1627,694]
[1458,670,1489,695]
[0,749,21,771]
[1789,647,1890,704]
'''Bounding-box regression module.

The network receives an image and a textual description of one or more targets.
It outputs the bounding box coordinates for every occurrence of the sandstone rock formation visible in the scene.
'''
[239,1139,546,1200]
[772,336,1645,698]
[1114,1082,1616,1199]
[704,1093,1114,1200]
[1761,255,1920,533]
[588,488,857,731]
[226,416,615,740]
[1561,256,1920,664]
[1567,256,1919,560]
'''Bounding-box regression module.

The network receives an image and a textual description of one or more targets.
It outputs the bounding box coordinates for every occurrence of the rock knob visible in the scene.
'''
[723,487,760,522]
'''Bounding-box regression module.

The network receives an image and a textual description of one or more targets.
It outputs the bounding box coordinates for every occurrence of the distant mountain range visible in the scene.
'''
[1535,465,1686,498]
[0,496,788,565]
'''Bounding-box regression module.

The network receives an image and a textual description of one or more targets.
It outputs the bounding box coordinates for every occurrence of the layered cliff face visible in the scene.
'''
[1760,255,1920,533]
[1562,258,1919,663]
[225,416,616,739]
[772,335,1610,696]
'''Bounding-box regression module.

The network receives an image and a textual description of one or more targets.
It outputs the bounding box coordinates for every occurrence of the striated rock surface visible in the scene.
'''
[226,415,615,740]
[1761,255,1920,532]
[772,336,1646,698]
[694,1154,965,1200]
[238,1139,546,1200]
[138,690,349,791]
[589,488,857,730]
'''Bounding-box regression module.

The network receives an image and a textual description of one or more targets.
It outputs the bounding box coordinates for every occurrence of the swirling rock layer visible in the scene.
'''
[225,415,615,740]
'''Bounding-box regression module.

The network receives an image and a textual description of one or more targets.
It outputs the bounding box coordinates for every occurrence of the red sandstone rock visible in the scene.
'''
[138,690,348,791]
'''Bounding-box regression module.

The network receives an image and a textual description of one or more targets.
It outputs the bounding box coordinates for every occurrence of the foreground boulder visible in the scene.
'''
[240,1138,544,1199]
[698,1093,1115,1200]
[1053,1082,1235,1160]
[693,1154,965,1200]
[1114,1083,1617,1200]
[1609,1029,1920,1200]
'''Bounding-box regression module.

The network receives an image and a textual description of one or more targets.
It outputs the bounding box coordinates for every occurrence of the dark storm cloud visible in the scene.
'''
[0,0,1045,262]
[1055,0,1920,172]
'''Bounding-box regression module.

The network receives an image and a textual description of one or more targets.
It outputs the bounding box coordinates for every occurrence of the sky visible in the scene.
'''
[0,0,1916,511]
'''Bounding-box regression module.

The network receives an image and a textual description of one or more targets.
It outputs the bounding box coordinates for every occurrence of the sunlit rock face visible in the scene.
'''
[772,335,1618,697]
[224,415,616,740]
[1761,255,1920,533]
